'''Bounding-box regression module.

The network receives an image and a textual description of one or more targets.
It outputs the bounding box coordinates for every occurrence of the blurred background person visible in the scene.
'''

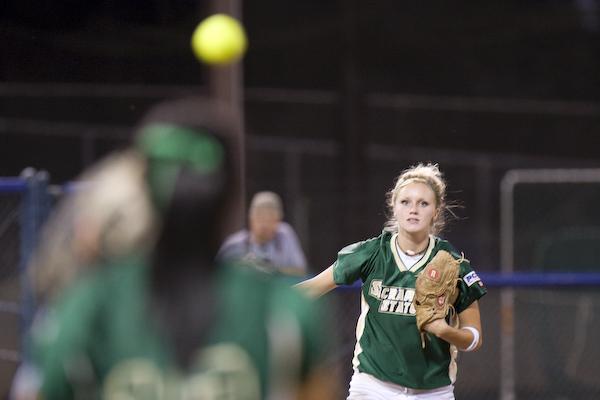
[218,191,308,276]
[14,97,334,400]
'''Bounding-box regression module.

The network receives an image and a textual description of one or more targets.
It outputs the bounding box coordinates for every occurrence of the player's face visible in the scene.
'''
[249,208,281,245]
[393,182,438,235]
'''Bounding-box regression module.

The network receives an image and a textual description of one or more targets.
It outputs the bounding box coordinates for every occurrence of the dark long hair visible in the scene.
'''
[135,97,237,369]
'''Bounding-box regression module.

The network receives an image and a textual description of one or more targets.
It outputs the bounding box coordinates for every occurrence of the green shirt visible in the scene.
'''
[32,258,327,400]
[333,231,487,389]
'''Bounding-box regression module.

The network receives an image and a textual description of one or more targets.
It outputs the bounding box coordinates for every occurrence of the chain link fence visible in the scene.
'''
[0,171,51,398]
[513,288,600,398]
[0,181,24,397]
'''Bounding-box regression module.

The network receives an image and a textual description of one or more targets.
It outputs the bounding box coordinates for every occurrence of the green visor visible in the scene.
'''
[136,123,225,209]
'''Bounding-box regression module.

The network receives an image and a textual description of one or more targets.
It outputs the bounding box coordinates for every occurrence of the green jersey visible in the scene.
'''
[32,258,327,400]
[333,231,486,390]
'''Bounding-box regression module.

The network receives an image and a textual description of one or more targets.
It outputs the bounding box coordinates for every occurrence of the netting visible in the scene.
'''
[513,181,600,272]
[0,193,21,281]
[498,169,600,400]
[0,181,24,397]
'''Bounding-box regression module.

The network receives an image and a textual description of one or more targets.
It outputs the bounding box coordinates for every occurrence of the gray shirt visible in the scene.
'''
[217,222,307,274]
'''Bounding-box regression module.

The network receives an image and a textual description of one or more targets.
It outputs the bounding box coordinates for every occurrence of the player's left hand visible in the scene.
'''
[423,318,449,337]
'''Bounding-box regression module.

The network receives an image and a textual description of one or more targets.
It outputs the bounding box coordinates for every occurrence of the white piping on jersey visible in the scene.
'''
[352,291,370,369]
[449,344,458,384]
[389,234,435,273]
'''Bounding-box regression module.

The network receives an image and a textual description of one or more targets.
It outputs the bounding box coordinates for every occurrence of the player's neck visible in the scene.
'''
[396,232,429,256]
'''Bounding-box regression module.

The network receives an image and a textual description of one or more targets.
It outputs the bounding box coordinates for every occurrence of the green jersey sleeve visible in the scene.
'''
[455,260,487,313]
[332,236,380,286]
[284,290,331,378]
[32,273,104,400]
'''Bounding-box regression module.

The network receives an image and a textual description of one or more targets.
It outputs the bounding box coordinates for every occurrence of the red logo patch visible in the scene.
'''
[437,295,445,307]
[428,268,440,281]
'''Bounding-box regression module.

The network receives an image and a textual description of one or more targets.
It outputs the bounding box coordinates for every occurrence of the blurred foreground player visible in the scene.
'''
[25,97,334,400]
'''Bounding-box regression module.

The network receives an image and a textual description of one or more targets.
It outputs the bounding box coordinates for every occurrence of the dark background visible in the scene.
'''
[2,1,600,399]
[2,0,600,269]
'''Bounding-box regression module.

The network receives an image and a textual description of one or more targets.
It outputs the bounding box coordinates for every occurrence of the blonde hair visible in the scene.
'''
[384,163,450,234]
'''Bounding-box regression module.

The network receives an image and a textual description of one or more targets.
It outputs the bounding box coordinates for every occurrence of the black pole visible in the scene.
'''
[208,0,246,235]
[339,0,366,242]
